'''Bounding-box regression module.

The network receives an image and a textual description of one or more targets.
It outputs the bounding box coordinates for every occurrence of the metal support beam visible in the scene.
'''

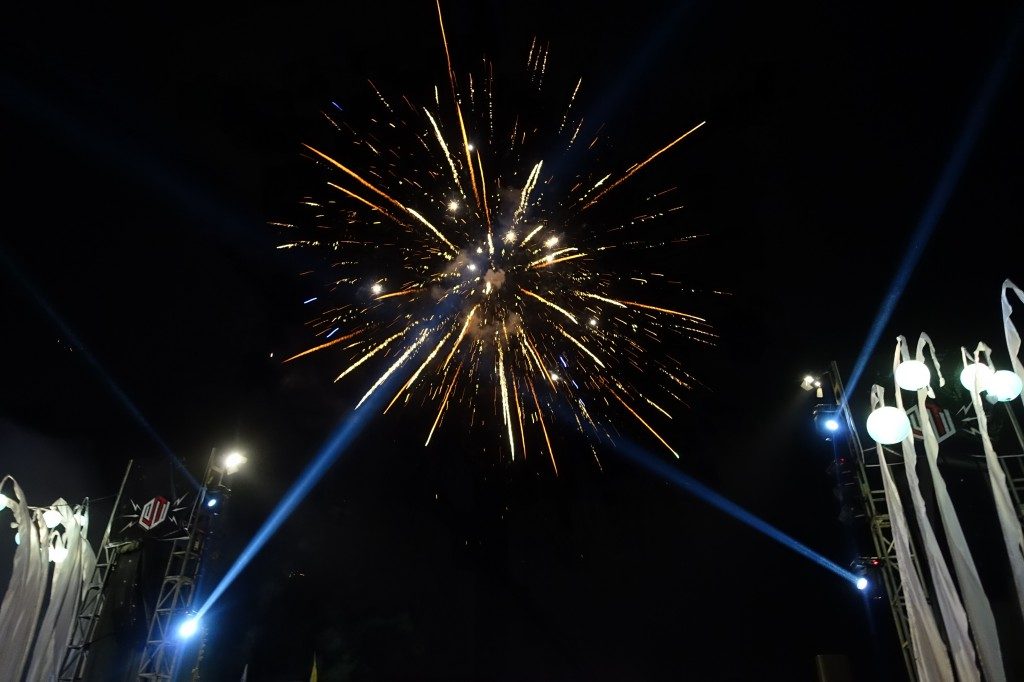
[58,460,134,681]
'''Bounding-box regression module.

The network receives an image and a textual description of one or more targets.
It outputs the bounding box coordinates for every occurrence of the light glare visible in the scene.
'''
[856,577,868,590]
[177,616,200,639]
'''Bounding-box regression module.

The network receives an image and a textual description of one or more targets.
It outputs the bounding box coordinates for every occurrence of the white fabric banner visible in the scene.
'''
[1001,279,1024,408]
[25,499,89,681]
[965,343,1024,624]
[870,386,953,682]
[909,346,1006,682]
[0,476,51,681]
[890,336,980,682]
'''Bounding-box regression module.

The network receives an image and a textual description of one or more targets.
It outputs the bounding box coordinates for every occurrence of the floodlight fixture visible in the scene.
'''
[177,616,201,639]
[223,451,247,474]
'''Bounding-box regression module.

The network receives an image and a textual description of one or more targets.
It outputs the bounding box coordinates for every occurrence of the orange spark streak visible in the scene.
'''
[476,149,493,252]
[436,1,481,209]
[609,388,679,458]
[511,371,527,459]
[425,363,462,446]
[527,377,558,475]
[327,182,403,224]
[578,292,706,322]
[521,288,578,324]
[305,145,457,251]
[283,330,362,363]
[582,121,705,210]
[375,287,419,300]
[529,253,587,269]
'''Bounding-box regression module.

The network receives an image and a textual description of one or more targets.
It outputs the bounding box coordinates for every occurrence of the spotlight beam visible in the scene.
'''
[843,14,1022,404]
[616,439,862,587]
[0,247,198,489]
[191,326,437,621]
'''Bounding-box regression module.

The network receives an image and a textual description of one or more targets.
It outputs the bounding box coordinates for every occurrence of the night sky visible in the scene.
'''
[2,2,1023,680]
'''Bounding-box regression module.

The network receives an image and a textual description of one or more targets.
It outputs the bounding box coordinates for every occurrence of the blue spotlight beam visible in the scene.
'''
[843,14,1022,404]
[190,317,454,619]
[0,247,198,489]
[616,439,862,586]
[194,403,377,619]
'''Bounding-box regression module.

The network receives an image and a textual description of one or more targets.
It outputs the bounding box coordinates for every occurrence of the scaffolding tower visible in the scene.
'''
[57,461,134,682]
[829,360,1024,682]
[138,451,229,681]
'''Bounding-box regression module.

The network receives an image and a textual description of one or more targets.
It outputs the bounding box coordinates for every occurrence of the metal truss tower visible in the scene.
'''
[138,450,230,681]
[830,361,1024,682]
[57,461,134,682]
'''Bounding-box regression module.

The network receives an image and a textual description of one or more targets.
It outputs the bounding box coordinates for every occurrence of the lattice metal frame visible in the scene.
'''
[137,450,227,682]
[830,362,920,681]
[58,461,134,681]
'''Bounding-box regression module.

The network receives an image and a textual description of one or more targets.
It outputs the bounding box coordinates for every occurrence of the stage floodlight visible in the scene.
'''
[856,577,868,590]
[894,360,931,391]
[177,616,200,639]
[959,363,994,392]
[207,498,218,508]
[988,370,1023,402]
[866,406,911,444]
[223,451,247,474]
[824,418,840,432]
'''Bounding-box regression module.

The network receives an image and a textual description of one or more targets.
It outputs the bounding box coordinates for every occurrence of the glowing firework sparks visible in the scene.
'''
[281,2,713,471]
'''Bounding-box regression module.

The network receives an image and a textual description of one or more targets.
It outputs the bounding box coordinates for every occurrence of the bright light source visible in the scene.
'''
[468,263,478,272]
[813,380,821,388]
[467,143,475,152]
[550,372,560,382]
[894,360,931,391]
[589,318,598,327]
[207,498,218,508]
[14,532,20,546]
[800,376,816,392]
[544,236,559,248]
[42,508,62,529]
[49,544,69,563]
[370,283,383,296]
[856,577,869,591]
[824,419,840,432]
[447,200,459,212]
[74,512,87,528]
[223,451,247,474]
[177,616,200,639]
[504,231,516,243]
[959,363,994,392]
[987,370,1023,402]
[803,375,814,384]
[0,493,9,511]
[866,406,911,444]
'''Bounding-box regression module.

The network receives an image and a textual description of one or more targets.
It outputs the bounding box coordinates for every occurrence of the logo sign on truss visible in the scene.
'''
[906,401,956,443]
[138,496,170,531]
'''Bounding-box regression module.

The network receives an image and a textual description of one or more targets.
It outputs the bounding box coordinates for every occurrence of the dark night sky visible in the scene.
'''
[2,2,1023,680]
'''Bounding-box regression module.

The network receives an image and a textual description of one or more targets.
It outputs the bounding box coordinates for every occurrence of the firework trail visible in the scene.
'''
[278,2,714,472]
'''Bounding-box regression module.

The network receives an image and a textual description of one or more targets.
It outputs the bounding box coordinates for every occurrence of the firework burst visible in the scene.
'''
[278,2,715,472]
